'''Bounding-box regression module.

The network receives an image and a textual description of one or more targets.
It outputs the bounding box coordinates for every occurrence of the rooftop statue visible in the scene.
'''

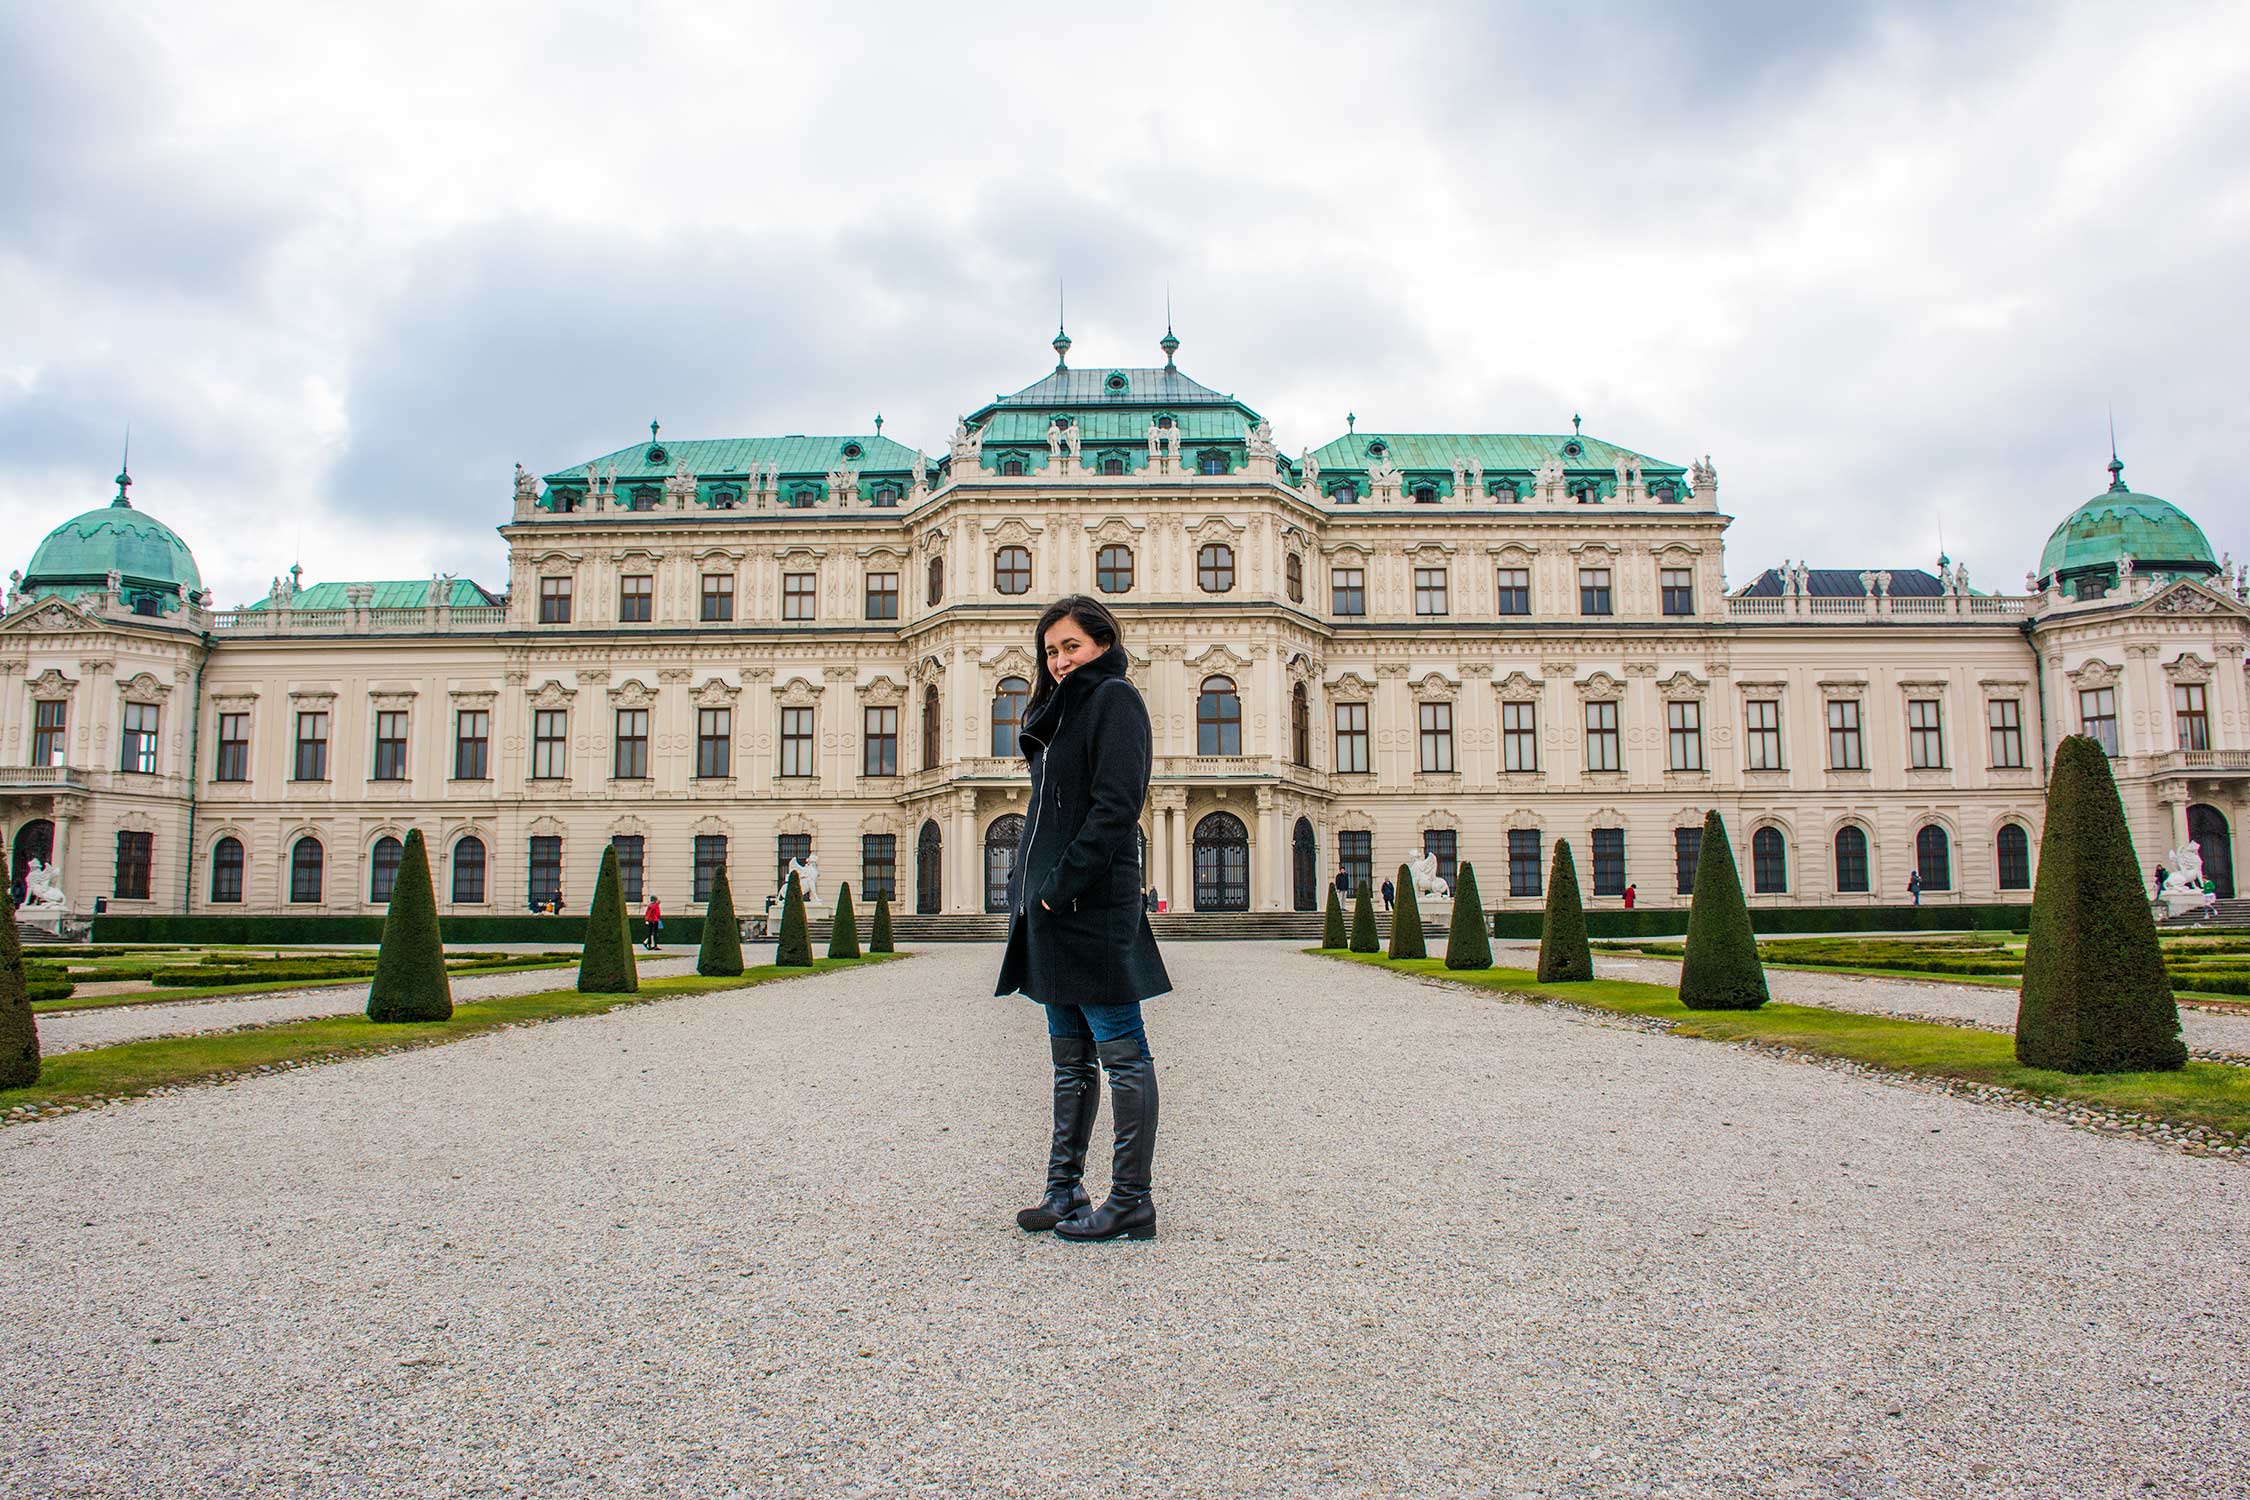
[514,462,540,506]
[664,461,697,507]
[1246,420,1277,461]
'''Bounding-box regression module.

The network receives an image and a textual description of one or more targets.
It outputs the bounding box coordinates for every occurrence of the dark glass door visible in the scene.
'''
[916,820,942,914]
[1193,812,1249,911]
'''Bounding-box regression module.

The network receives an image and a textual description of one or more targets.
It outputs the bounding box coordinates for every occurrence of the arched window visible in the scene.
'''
[1284,553,1304,603]
[290,837,324,904]
[1834,825,1869,893]
[994,546,1032,595]
[1198,676,1242,755]
[1996,822,2031,891]
[999,456,1026,477]
[921,686,942,769]
[984,814,1023,912]
[1751,826,1787,894]
[992,677,1029,757]
[1916,824,1952,891]
[1197,543,1235,593]
[1198,451,1228,475]
[926,554,944,606]
[370,835,403,903]
[452,836,487,903]
[210,836,244,904]
[1291,682,1310,766]
[1096,544,1134,594]
[1330,481,1358,504]
[1101,457,1125,476]
[1412,483,1438,504]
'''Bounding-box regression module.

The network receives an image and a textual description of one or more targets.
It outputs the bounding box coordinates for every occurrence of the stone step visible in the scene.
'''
[881,911,1450,943]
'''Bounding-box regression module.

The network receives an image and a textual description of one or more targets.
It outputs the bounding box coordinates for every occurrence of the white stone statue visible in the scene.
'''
[2025,569,2040,595]
[1046,418,1067,461]
[1404,850,1451,901]
[426,572,456,607]
[1064,422,1081,462]
[514,462,540,506]
[1953,561,1970,595]
[1368,453,1401,488]
[909,449,929,496]
[1690,453,1717,494]
[781,853,820,907]
[950,418,983,463]
[2117,552,2136,590]
[20,857,64,911]
[2159,844,2213,917]
[1246,420,1277,462]
[826,465,858,504]
[664,460,698,508]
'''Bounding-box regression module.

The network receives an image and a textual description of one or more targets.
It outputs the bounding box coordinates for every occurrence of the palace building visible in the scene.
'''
[2,330,2244,923]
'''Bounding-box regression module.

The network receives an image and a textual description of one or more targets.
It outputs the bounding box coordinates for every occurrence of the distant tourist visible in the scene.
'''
[2154,864,2168,897]
[1335,869,1352,897]
[643,895,663,951]
[1380,878,1394,912]
[1144,886,1159,913]
[995,595,1170,1245]
[1907,870,1923,906]
[1623,883,1637,910]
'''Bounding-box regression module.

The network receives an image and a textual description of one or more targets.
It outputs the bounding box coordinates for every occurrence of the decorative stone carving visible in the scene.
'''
[1413,672,1459,701]
[2163,653,2213,683]
[528,679,576,709]
[608,678,657,708]
[1327,671,1376,699]
[1246,420,1278,462]
[1494,670,1542,698]
[2069,659,2118,689]
[776,677,825,708]
[664,461,698,509]
[1655,671,1708,699]
[856,675,906,705]
[693,677,741,706]
[2151,583,2223,615]
[1576,672,1625,701]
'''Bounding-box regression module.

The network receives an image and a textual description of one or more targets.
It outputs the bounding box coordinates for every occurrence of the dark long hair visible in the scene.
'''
[1027,594,1123,714]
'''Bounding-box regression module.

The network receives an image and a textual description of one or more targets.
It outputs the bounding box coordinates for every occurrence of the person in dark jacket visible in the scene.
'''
[996,596,1171,1243]
[1380,878,1394,912]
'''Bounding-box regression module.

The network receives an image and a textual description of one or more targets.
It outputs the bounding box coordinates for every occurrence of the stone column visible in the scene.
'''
[1255,787,1282,911]
[954,789,978,914]
[1168,795,1192,911]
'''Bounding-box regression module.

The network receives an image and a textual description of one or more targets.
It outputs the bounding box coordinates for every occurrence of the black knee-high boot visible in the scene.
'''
[1016,1036,1100,1231]
[1056,1037,1157,1242]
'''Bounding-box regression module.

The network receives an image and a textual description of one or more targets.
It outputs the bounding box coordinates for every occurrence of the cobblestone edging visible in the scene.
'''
[1412,972,2250,1164]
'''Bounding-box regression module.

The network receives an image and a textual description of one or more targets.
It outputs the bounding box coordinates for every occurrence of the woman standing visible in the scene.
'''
[996,596,1171,1242]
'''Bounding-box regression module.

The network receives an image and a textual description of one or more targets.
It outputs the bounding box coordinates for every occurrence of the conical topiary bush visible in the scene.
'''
[1388,864,1426,960]
[577,843,639,994]
[2016,734,2186,1072]
[775,870,813,967]
[697,864,744,977]
[1537,840,1593,983]
[0,881,40,1089]
[1444,861,1492,970]
[1679,811,1767,1010]
[1323,884,1347,950]
[869,892,894,954]
[367,828,453,1022]
[829,881,861,960]
[1349,880,1379,953]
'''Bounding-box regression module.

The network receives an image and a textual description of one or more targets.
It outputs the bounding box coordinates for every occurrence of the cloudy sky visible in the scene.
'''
[3,0,2245,607]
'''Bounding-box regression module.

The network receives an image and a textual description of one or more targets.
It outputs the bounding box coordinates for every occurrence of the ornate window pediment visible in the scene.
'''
[1494,670,1543,697]
[693,813,734,838]
[1420,807,1462,832]
[1576,671,1624,701]
[985,646,1037,682]
[1656,671,1708,699]
[776,676,825,708]
[1414,672,1459,701]
[1486,541,1538,563]
[119,671,173,701]
[1327,671,1375,700]
[607,546,661,565]
[775,811,816,838]
[1500,807,1543,832]
[1187,515,1245,543]
[528,679,576,709]
[1655,542,1703,561]
[26,668,78,697]
[693,676,741,706]
[1569,540,1622,559]
[1084,516,1146,543]
[1895,679,1948,694]
[1320,540,1372,561]
[2164,652,2214,683]
[530,549,583,567]
[447,688,497,707]
[527,814,566,838]
[2067,658,2118,689]
[1334,808,1373,833]
[1588,805,1625,828]
[776,545,828,563]
[981,518,1043,545]
[370,690,418,712]
[694,546,747,564]
[1407,541,1457,563]
[1815,675,1868,691]
[1188,643,1252,673]
[1735,678,1788,694]
[608,678,657,708]
[289,685,340,706]
[857,675,906,706]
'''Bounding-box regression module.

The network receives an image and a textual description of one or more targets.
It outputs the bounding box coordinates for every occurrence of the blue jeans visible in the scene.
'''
[1044,1002,1149,1054]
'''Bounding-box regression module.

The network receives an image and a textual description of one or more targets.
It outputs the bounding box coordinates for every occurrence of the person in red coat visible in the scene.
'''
[642,895,662,951]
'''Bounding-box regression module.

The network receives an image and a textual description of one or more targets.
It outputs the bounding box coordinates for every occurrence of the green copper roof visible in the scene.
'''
[2037,457,2217,583]
[976,407,1249,445]
[22,477,203,612]
[1305,431,1682,475]
[243,579,500,612]
[545,434,924,486]
[984,365,1236,409]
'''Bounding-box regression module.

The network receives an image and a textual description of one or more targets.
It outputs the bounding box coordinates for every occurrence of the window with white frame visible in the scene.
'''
[1744,699,1782,770]
[1502,701,1538,772]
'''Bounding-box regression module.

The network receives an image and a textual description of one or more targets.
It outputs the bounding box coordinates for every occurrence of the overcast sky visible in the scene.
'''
[3,1,2245,608]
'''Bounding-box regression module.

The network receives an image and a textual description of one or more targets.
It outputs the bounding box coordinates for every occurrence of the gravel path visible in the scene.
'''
[3,941,2245,1499]
[1513,942,2250,1055]
[33,955,702,1054]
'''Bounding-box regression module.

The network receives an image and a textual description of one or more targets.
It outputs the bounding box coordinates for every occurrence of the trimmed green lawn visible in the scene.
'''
[30,957,583,1013]
[1320,951,2250,1138]
[5,956,901,1116]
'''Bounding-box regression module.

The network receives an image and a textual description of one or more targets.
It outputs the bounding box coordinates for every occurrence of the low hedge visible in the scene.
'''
[92,914,715,945]
[1491,903,2033,940]
[26,979,74,1002]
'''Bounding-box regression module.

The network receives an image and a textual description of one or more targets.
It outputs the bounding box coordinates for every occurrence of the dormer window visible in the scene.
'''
[709,486,739,508]
[1490,479,1520,503]
[1102,457,1125,476]
[646,445,668,466]
[999,455,1027,477]
[870,483,900,507]
[1329,481,1358,504]
[551,489,580,513]
[1411,483,1438,504]
[1570,480,1602,505]
[787,485,819,508]
[630,485,660,511]
[1652,480,1679,503]
[1198,451,1229,476]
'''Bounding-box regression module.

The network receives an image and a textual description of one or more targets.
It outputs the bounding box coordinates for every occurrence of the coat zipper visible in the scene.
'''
[1017,699,1065,916]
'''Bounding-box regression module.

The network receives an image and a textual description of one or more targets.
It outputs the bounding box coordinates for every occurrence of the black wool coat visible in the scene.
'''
[994,645,1172,1007]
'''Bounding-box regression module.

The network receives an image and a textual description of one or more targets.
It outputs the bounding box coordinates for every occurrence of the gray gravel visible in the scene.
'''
[34,955,699,1054]
[3,940,2245,1499]
[1524,942,2250,1056]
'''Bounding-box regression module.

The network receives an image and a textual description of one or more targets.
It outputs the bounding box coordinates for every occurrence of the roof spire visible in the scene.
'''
[1161,285,1179,368]
[650,419,661,444]
[1346,412,1356,434]
[873,413,884,435]
[1572,412,1583,436]
[113,427,133,509]
[1052,279,1070,368]
[2108,410,2127,492]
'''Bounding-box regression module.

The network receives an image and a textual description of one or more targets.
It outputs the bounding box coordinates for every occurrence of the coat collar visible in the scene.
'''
[1021,642,1128,750]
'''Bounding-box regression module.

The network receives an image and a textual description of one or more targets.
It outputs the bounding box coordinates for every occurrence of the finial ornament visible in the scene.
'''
[1572,412,1582,435]
[113,426,133,508]
[874,414,884,435]
[1346,412,1356,434]
[650,420,660,443]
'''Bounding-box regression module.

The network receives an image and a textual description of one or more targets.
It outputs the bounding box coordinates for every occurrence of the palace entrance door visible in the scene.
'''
[1193,812,1249,911]
[916,820,942,914]
[2189,804,2234,899]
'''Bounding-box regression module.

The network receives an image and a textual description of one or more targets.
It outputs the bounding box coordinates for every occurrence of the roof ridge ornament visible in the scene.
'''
[1161,288,1179,368]
[113,427,132,509]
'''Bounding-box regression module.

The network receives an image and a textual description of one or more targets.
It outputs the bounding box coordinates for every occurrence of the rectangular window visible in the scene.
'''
[293,712,329,781]
[1338,830,1372,896]
[780,706,815,776]
[31,700,67,767]
[528,836,562,908]
[1908,698,1945,769]
[1495,567,1530,616]
[1579,567,1613,617]
[1674,826,1702,894]
[863,705,899,776]
[1508,829,1542,897]
[776,834,811,893]
[1660,567,1696,616]
[114,830,152,899]
[613,708,650,779]
[1502,701,1538,773]
[454,709,490,780]
[1422,830,1457,889]
[1584,700,1620,772]
[1413,567,1449,616]
[372,710,408,781]
[1333,702,1369,774]
[215,712,249,782]
[700,573,735,622]
[612,834,644,905]
[1827,700,1864,770]
[1666,700,1704,771]
[539,576,573,624]
[119,702,159,774]
[2176,683,2210,752]
[618,573,653,623]
[862,834,897,903]
[1744,699,1782,771]
[1988,699,2024,769]
[696,708,732,779]
[1418,701,1453,773]
[1331,566,1365,617]
[2079,687,2117,756]
[532,709,567,779]
[864,572,899,621]
[783,572,815,621]
[1591,828,1626,897]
